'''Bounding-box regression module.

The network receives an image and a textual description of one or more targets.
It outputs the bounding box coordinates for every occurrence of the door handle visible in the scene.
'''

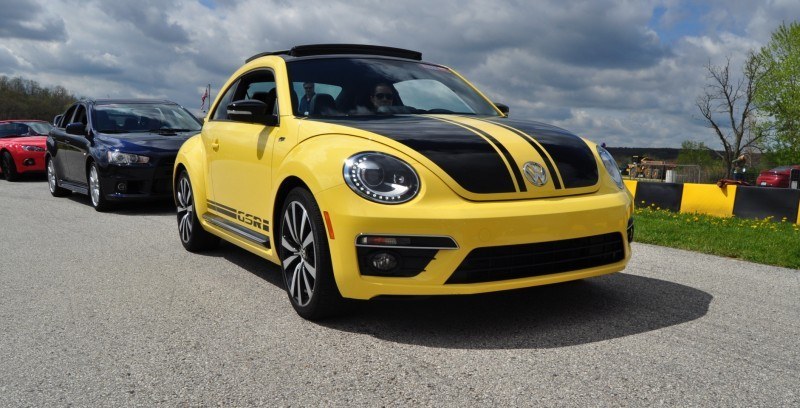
[211,140,219,151]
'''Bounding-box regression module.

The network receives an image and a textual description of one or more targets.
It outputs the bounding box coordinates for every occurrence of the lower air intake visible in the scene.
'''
[446,232,625,284]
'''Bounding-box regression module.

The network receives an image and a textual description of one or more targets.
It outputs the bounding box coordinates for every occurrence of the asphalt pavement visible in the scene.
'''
[0,176,798,406]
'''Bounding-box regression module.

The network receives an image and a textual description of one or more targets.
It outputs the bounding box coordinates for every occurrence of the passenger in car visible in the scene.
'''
[298,82,315,115]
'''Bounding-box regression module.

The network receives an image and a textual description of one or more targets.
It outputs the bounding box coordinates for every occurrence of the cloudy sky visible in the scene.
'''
[1,0,798,147]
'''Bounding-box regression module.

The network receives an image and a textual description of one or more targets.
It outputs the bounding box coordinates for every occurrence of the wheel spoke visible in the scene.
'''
[281,253,299,269]
[281,236,298,253]
[304,261,316,279]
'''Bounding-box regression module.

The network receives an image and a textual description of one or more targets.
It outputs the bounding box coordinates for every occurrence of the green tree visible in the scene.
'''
[0,75,77,121]
[754,21,800,166]
[677,140,715,166]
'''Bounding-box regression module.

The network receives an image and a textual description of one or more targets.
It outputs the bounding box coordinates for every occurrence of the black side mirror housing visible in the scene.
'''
[227,99,279,126]
[65,122,86,136]
[494,102,509,115]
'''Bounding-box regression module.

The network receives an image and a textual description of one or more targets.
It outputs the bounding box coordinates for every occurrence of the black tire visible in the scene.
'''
[88,162,111,212]
[46,157,70,197]
[279,187,348,320]
[176,170,219,252]
[1,151,19,181]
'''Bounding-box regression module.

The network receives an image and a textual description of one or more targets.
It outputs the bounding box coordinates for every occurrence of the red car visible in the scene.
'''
[756,165,800,188]
[0,120,53,181]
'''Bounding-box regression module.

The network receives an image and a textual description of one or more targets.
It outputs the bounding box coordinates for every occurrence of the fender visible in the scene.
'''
[174,134,211,215]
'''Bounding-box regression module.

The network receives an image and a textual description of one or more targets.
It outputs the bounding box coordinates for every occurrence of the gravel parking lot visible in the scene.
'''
[1,178,798,406]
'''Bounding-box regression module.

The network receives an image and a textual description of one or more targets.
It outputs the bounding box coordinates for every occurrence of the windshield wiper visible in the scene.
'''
[150,128,194,133]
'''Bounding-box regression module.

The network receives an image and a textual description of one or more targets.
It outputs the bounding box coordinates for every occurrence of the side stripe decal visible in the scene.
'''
[207,200,237,218]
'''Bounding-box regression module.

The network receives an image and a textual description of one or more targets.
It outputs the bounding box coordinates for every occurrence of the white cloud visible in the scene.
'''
[1,0,798,148]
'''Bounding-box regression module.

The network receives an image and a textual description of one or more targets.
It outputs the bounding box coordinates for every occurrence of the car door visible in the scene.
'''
[203,69,280,240]
[62,104,92,183]
[51,104,80,182]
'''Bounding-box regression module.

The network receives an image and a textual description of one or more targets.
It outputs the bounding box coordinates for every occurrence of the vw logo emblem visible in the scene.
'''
[522,162,547,187]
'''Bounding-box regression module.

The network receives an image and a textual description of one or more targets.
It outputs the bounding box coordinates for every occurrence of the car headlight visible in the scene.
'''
[343,152,420,204]
[597,145,624,190]
[21,145,45,152]
[107,150,150,165]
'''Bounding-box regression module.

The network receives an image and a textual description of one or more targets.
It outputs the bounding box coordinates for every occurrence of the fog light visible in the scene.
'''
[116,182,127,192]
[23,158,35,166]
[370,252,398,272]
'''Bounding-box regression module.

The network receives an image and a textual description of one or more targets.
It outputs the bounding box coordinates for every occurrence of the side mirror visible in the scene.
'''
[227,99,278,126]
[494,103,509,115]
[65,122,86,136]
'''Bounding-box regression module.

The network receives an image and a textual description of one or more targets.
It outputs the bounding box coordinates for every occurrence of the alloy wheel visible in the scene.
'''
[89,165,101,206]
[47,160,57,192]
[281,200,317,307]
[176,175,193,243]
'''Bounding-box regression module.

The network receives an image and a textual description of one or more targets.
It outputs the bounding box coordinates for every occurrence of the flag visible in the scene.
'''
[200,86,209,111]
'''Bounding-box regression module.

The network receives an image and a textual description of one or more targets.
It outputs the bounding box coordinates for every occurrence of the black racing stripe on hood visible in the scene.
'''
[484,118,598,188]
[481,119,562,189]
[434,117,526,192]
[312,116,517,194]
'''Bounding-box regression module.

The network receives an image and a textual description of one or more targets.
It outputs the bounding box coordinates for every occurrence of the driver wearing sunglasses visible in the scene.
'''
[370,83,396,111]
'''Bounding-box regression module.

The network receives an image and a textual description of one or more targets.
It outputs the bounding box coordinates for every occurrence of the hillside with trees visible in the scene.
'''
[0,76,77,121]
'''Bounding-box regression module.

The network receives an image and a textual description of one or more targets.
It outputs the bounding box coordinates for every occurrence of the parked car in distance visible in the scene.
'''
[174,44,634,320]
[47,99,202,211]
[0,120,53,181]
[756,165,800,188]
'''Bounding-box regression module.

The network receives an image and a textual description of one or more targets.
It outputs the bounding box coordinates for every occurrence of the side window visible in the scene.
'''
[74,105,88,125]
[239,70,277,115]
[211,80,239,121]
[60,105,78,128]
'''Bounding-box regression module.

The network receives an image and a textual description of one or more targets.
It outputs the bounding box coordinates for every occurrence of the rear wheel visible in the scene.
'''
[47,157,70,197]
[1,151,19,181]
[279,187,348,320]
[88,163,111,212]
[176,170,219,252]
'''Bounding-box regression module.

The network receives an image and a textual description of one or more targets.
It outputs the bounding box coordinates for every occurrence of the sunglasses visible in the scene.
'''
[373,93,393,100]
[304,86,313,90]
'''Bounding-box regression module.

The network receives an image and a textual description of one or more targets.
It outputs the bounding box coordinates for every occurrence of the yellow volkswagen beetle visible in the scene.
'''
[174,44,633,320]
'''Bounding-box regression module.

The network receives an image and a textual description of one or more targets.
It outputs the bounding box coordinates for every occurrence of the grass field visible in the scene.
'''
[633,205,800,269]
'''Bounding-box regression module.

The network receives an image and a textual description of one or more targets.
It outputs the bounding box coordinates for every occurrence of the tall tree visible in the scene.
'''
[696,53,767,177]
[754,21,800,166]
[0,75,76,121]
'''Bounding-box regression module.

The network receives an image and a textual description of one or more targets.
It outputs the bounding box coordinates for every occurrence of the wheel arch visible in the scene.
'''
[173,135,210,215]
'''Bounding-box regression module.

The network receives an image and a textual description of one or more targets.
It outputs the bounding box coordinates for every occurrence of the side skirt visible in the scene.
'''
[202,213,271,248]
[59,180,89,195]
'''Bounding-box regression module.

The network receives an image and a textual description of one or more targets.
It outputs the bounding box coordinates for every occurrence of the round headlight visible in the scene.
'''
[343,152,420,204]
[597,145,624,190]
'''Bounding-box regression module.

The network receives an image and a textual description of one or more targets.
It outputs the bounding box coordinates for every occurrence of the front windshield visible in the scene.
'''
[92,103,202,133]
[286,57,501,117]
[24,122,53,135]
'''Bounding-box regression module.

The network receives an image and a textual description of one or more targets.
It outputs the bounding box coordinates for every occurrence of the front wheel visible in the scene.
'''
[47,158,70,197]
[1,151,19,181]
[88,163,111,212]
[279,187,348,320]
[176,170,219,252]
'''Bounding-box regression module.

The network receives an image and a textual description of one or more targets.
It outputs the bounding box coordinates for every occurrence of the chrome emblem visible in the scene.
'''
[522,162,547,187]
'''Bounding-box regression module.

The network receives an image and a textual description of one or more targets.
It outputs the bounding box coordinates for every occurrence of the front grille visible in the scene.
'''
[446,232,624,284]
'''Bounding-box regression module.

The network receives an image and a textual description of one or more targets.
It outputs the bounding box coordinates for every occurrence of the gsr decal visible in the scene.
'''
[207,200,270,232]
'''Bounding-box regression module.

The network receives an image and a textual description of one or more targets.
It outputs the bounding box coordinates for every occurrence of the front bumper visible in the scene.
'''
[98,156,175,201]
[11,150,46,174]
[317,184,633,300]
